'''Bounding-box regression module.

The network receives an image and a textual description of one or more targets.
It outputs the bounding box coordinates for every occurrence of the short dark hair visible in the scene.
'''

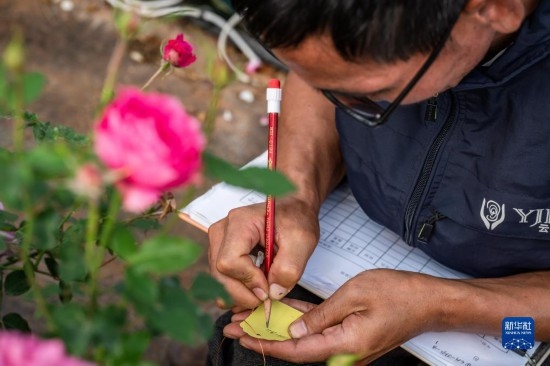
[232,0,466,63]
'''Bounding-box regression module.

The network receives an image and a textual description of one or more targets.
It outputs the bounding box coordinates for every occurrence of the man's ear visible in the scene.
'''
[463,0,525,34]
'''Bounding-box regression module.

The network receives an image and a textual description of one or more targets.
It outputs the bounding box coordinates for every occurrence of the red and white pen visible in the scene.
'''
[264,78,281,328]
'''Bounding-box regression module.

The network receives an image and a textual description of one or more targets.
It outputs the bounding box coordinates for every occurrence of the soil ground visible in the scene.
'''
[0,0,286,364]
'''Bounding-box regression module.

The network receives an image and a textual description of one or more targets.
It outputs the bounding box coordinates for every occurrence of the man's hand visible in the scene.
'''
[208,71,344,311]
[223,269,449,364]
[208,196,321,310]
[224,268,550,363]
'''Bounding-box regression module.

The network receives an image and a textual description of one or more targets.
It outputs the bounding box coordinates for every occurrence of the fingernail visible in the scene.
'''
[269,283,288,299]
[252,287,268,301]
[289,320,308,339]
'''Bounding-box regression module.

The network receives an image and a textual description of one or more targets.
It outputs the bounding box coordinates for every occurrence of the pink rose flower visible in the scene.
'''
[67,163,103,200]
[162,34,197,68]
[94,87,205,212]
[0,331,94,366]
[245,59,262,75]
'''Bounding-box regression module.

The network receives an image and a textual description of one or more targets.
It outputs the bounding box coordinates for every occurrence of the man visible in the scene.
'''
[207,0,550,364]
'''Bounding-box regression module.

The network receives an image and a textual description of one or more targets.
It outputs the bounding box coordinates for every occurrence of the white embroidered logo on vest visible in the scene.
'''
[513,208,550,233]
[480,198,506,230]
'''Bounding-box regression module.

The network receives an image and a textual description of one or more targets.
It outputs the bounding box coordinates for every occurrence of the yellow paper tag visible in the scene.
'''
[240,300,303,341]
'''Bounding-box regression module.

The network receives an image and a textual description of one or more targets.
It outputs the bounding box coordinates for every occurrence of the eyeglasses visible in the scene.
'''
[322,21,456,127]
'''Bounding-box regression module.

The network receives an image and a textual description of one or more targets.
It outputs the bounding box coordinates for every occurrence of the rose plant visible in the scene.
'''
[0,12,293,366]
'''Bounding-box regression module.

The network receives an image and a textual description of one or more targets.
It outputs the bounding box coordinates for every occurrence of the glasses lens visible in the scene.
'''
[323,91,384,121]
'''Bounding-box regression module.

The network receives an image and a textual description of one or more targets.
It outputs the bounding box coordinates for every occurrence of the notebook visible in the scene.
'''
[179,151,550,366]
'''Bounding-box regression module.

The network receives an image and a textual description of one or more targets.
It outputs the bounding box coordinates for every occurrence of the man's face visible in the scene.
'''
[273,14,496,105]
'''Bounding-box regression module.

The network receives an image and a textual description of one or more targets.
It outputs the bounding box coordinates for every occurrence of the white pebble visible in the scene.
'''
[129,51,144,63]
[238,90,255,103]
[222,110,233,122]
[60,0,74,11]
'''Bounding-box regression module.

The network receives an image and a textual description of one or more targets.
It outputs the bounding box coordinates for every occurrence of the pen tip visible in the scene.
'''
[264,298,272,329]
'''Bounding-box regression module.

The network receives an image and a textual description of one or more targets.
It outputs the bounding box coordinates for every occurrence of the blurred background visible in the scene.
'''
[0,0,287,364]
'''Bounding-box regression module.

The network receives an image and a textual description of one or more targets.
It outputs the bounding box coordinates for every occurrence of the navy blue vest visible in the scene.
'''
[335,2,550,277]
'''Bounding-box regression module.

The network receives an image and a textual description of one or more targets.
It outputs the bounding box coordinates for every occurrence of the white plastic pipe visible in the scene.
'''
[104,0,262,82]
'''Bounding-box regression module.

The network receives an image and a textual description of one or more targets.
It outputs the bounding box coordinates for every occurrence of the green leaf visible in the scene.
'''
[26,144,70,178]
[0,222,17,232]
[59,222,87,282]
[0,69,43,111]
[40,283,60,299]
[58,280,73,303]
[123,268,158,313]
[139,278,217,344]
[0,156,33,210]
[160,275,180,289]
[0,150,58,210]
[127,235,202,275]
[4,270,31,296]
[51,303,93,356]
[0,61,7,103]
[31,210,61,250]
[24,112,89,146]
[190,272,232,305]
[197,311,215,340]
[0,209,18,223]
[147,284,200,344]
[0,237,6,252]
[98,304,127,329]
[203,152,295,196]
[128,218,161,231]
[44,255,59,278]
[114,332,151,364]
[108,226,137,260]
[22,72,45,105]
[2,313,31,332]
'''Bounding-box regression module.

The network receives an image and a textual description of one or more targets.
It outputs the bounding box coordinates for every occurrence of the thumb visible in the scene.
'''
[288,296,345,339]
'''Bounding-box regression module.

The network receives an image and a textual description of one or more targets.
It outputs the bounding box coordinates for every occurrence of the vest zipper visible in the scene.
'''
[404,94,456,244]
[424,94,439,122]
[417,210,446,243]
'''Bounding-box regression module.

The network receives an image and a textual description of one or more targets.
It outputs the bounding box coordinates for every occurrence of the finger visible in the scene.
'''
[223,320,247,339]
[268,218,319,299]
[240,329,348,363]
[209,223,258,308]
[208,208,267,308]
[208,218,264,308]
[207,218,229,277]
[241,318,383,364]
[215,297,230,309]
[230,305,250,314]
[239,310,402,365]
[211,270,262,309]
[231,310,252,322]
[280,298,318,313]
[240,331,389,366]
[215,207,270,295]
[288,284,358,338]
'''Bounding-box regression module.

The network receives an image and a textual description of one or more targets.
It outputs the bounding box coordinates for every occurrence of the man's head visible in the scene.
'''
[233,0,532,116]
[232,0,465,64]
